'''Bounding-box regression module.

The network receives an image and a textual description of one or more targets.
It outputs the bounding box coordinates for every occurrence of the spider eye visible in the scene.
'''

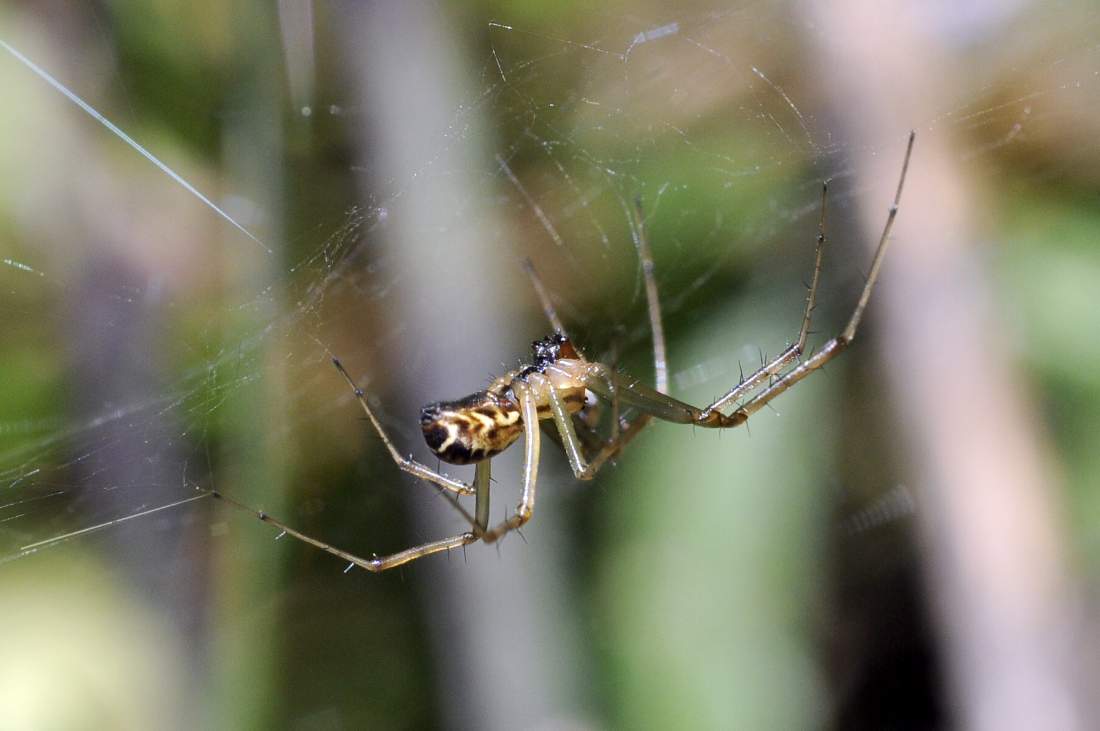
[531,334,561,368]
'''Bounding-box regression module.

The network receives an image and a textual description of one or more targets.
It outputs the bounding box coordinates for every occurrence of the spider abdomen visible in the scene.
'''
[420,391,524,465]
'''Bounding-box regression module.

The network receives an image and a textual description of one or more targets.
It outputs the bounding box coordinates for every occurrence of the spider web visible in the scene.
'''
[1,2,1099,728]
[0,5,837,565]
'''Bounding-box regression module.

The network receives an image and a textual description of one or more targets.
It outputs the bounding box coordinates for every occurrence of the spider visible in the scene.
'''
[213,132,915,572]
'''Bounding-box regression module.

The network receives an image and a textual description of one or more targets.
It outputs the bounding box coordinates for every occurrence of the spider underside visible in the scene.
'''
[213,132,915,572]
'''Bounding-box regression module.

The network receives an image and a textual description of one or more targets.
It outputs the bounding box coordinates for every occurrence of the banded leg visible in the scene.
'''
[331,358,474,496]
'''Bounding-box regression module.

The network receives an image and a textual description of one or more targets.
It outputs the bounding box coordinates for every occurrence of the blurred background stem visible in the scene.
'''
[808,0,1087,727]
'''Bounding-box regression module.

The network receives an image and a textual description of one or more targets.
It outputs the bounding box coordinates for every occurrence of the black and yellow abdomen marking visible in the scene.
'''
[421,391,524,465]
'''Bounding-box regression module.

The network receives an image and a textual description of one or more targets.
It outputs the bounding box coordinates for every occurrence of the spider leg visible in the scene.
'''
[568,194,669,480]
[841,131,914,342]
[205,359,499,572]
[210,490,477,572]
[533,373,652,480]
[540,417,604,463]
[523,257,567,337]
[526,257,624,452]
[576,414,652,479]
[332,358,474,496]
[210,459,492,572]
[471,457,491,534]
[524,193,669,482]
[423,461,487,535]
[548,371,682,480]
[703,176,831,415]
[607,377,623,446]
[584,363,701,424]
[480,380,541,543]
[547,384,589,477]
[631,195,668,394]
[722,131,915,425]
[572,136,911,436]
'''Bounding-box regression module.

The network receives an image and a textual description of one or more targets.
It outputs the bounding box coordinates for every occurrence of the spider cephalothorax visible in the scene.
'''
[528,333,580,372]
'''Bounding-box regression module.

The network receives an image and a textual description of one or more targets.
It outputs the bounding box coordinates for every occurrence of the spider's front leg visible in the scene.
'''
[703,178,831,417]
[713,131,915,426]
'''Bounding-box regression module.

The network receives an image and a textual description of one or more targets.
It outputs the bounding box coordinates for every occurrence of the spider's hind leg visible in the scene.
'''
[212,461,493,573]
[210,490,478,572]
[331,358,474,497]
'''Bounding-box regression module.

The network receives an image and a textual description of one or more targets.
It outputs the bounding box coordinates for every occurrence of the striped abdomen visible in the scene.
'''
[420,364,588,465]
[420,391,525,465]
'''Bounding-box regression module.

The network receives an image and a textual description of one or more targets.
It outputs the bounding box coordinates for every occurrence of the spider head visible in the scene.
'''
[420,391,524,465]
[529,333,579,372]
